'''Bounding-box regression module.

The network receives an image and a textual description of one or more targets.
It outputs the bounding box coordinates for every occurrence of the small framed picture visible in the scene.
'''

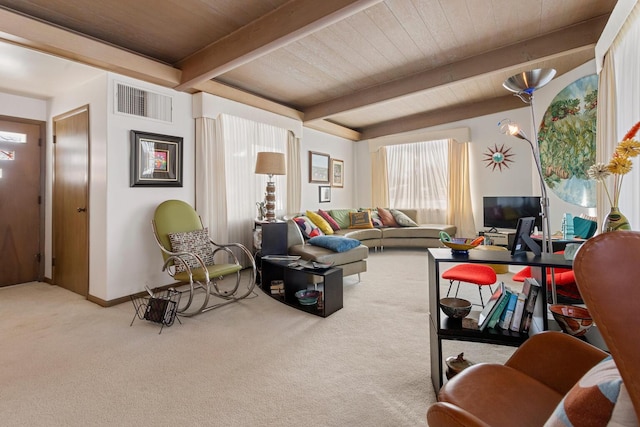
[319,186,331,203]
[330,158,344,188]
[309,151,330,183]
[130,130,183,187]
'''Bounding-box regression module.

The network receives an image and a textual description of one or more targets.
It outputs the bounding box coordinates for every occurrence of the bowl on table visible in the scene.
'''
[439,297,472,319]
[439,231,485,253]
[549,304,593,337]
[295,289,321,305]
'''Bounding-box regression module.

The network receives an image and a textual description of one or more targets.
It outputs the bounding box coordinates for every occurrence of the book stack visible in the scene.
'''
[270,280,285,298]
[477,278,541,333]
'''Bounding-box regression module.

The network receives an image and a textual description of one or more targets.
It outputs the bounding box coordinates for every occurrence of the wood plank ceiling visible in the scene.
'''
[0,0,617,141]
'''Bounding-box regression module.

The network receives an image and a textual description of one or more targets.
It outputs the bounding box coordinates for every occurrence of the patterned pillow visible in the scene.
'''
[544,356,636,427]
[293,216,324,239]
[330,209,357,229]
[349,210,373,229]
[377,207,399,227]
[390,209,418,227]
[372,217,384,228]
[318,209,341,231]
[306,210,334,235]
[168,228,215,273]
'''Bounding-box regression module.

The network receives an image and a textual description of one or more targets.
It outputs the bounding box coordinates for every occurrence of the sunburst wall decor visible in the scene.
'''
[483,144,514,172]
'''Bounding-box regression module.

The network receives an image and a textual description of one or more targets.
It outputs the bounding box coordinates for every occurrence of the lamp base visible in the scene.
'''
[265,181,276,221]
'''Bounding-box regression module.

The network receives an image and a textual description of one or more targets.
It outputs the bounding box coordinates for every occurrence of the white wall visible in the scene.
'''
[0,92,47,120]
[355,60,598,235]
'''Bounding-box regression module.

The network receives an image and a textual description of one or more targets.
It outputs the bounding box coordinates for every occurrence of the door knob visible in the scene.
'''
[77,207,87,212]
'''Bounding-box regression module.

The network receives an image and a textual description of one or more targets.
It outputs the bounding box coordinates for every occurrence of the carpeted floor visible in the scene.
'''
[0,249,517,426]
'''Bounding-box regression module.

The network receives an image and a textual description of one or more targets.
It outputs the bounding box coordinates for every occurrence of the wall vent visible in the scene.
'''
[115,82,172,123]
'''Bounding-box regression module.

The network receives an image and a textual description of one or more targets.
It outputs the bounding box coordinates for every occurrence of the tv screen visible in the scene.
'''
[483,196,542,230]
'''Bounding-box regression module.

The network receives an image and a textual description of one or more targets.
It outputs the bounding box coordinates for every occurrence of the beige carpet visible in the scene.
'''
[0,249,516,427]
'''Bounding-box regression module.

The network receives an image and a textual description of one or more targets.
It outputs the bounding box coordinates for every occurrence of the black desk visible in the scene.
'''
[427,248,573,393]
[531,236,585,252]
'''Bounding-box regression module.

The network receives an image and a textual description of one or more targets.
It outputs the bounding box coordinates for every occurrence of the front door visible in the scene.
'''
[0,118,44,287]
[53,107,89,297]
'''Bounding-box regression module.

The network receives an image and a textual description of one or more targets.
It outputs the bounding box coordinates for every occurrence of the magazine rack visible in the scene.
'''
[130,287,181,334]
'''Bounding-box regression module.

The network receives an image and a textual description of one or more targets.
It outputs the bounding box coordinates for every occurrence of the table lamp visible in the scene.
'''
[255,152,286,221]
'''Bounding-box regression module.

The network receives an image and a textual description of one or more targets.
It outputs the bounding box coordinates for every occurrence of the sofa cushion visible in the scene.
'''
[544,356,636,427]
[390,208,419,227]
[335,228,382,241]
[168,228,215,273]
[377,207,399,227]
[330,209,357,229]
[318,209,341,231]
[293,216,324,239]
[348,210,374,229]
[382,224,456,239]
[308,235,361,252]
[306,210,334,235]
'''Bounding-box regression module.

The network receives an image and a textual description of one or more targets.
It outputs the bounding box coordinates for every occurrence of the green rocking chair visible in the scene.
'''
[152,200,256,316]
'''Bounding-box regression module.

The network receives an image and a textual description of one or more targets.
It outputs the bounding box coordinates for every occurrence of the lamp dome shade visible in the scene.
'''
[255,152,286,175]
[503,68,556,95]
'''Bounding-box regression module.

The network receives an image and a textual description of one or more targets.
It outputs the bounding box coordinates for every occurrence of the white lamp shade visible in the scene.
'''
[255,152,286,175]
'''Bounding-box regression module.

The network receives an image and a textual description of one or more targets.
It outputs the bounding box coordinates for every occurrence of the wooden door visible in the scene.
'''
[0,118,44,287]
[53,107,89,297]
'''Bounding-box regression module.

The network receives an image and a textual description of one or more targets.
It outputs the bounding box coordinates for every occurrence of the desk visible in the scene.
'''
[428,248,573,393]
[531,235,585,252]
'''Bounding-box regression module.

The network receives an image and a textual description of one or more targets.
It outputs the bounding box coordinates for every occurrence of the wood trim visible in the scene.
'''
[175,0,383,90]
[0,8,181,87]
[304,120,361,141]
[303,15,609,122]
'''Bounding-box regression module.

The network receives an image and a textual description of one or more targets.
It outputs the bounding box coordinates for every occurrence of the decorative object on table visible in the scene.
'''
[439,297,472,319]
[295,289,321,305]
[330,158,344,187]
[439,231,484,254]
[319,185,331,203]
[587,120,640,232]
[445,353,475,380]
[562,213,575,240]
[130,130,183,187]
[500,68,558,303]
[563,243,581,260]
[256,201,266,221]
[309,151,330,183]
[482,143,514,172]
[538,74,599,207]
[549,304,593,337]
[255,152,286,222]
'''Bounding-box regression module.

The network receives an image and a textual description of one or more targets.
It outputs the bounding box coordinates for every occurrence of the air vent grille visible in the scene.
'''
[115,83,172,123]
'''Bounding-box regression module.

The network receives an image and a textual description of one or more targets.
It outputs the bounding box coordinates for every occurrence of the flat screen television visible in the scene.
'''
[483,196,542,231]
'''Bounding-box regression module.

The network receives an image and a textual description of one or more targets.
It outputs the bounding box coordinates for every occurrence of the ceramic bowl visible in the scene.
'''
[440,297,472,319]
[440,236,485,252]
[549,304,593,337]
[295,289,321,305]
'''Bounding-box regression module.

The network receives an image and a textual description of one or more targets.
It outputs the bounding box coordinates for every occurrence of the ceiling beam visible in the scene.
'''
[175,0,383,91]
[360,95,527,141]
[0,8,181,87]
[303,14,609,122]
[304,120,361,141]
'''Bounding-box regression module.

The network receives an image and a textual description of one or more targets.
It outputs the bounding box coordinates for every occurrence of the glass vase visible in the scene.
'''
[602,206,631,232]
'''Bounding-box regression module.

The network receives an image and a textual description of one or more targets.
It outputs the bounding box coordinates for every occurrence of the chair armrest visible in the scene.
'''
[505,331,608,395]
[427,402,492,427]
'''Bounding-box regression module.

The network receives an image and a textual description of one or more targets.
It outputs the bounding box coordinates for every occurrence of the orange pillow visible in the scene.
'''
[348,210,373,229]
[377,207,399,227]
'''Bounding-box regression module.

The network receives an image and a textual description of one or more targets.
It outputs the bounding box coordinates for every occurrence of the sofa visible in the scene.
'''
[290,208,457,251]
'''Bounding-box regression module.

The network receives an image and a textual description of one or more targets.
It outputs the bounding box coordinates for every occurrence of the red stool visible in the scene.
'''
[442,264,497,307]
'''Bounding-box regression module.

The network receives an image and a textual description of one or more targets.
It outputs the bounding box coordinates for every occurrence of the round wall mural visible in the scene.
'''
[538,74,598,207]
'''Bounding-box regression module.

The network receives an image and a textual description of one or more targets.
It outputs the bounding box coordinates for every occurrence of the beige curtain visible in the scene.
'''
[286,131,301,215]
[370,147,389,208]
[447,139,476,237]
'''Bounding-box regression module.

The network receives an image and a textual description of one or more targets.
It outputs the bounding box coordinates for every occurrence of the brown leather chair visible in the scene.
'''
[427,231,640,427]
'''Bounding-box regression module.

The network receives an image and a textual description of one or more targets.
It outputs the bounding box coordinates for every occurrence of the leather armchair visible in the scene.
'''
[427,231,640,426]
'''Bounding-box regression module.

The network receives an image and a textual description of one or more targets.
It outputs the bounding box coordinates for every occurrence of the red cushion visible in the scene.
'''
[512,266,581,300]
[442,264,497,286]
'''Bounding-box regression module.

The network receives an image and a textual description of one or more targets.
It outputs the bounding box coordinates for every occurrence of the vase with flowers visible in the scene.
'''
[587,120,640,232]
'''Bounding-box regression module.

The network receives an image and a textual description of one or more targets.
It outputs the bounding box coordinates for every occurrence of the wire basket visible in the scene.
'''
[130,287,181,334]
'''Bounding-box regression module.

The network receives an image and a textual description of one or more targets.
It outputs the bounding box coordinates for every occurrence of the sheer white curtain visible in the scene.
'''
[385,139,448,223]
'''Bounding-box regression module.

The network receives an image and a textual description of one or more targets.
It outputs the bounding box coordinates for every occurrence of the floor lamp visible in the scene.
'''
[255,152,286,222]
[500,68,558,304]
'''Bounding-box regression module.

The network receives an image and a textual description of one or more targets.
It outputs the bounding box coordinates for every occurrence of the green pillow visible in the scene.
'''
[329,209,357,229]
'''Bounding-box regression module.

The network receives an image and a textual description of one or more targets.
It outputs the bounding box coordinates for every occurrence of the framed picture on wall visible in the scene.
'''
[330,158,344,188]
[130,130,183,187]
[319,186,331,203]
[309,151,330,183]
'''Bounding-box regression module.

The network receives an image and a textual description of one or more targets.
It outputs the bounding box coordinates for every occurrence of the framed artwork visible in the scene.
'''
[330,158,344,187]
[130,130,183,187]
[319,186,331,203]
[309,151,330,183]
